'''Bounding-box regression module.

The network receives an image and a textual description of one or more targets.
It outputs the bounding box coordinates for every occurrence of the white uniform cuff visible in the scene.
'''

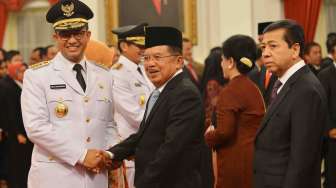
[78,149,88,164]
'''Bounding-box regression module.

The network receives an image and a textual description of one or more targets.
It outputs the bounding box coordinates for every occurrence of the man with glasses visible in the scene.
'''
[106,26,207,188]
[21,0,118,188]
[110,23,154,188]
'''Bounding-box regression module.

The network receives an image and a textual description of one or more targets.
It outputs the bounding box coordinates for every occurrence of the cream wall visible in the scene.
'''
[192,0,284,63]
[81,0,106,42]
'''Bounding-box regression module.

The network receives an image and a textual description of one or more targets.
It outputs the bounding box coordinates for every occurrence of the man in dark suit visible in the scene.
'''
[1,62,33,188]
[254,20,327,188]
[106,26,210,188]
[321,33,336,69]
[304,42,323,75]
[318,41,336,188]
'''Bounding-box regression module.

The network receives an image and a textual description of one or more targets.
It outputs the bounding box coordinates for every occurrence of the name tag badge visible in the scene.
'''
[50,84,66,89]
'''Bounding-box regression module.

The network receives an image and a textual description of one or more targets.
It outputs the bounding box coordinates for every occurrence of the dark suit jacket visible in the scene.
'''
[0,76,33,188]
[318,65,336,188]
[321,57,333,69]
[109,73,210,188]
[254,65,327,188]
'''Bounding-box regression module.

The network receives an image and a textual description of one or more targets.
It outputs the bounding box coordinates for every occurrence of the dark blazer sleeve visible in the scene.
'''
[108,131,139,161]
[318,70,334,132]
[283,88,326,187]
[138,87,203,186]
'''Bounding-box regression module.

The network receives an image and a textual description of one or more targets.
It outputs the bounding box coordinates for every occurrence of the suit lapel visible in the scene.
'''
[256,65,310,136]
[138,73,185,135]
[53,55,85,95]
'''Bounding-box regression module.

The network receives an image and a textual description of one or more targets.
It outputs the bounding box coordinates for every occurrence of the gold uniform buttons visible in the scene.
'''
[86,137,91,143]
[84,96,89,103]
[86,118,90,123]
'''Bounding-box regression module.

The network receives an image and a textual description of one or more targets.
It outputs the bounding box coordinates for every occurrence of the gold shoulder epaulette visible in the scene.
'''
[29,61,50,70]
[93,61,110,71]
[111,63,123,70]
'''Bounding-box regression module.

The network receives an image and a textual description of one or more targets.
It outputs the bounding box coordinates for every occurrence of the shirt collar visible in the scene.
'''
[157,69,183,93]
[119,55,138,70]
[278,59,305,88]
[59,53,87,73]
[14,80,22,88]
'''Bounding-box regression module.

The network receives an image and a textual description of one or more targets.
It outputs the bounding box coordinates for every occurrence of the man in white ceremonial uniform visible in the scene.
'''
[21,1,118,188]
[110,23,154,188]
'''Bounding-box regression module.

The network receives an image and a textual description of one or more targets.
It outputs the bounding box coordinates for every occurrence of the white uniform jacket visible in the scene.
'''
[111,56,154,140]
[21,53,118,188]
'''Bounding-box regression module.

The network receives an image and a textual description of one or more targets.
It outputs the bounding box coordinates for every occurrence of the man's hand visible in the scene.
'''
[17,134,27,144]
[83,149,112,173]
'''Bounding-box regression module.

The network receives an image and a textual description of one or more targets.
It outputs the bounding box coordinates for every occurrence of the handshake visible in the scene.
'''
[81,149,120,173]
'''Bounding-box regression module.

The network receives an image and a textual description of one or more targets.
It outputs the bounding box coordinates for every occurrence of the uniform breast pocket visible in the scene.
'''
[46,93,73,121]
[94,96,113,121]
[131,83,149,108]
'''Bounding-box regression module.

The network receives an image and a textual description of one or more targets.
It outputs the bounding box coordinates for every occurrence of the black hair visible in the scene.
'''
[222,34,257,74]
[326,32,336,53]
[6,50,21,62]
[263,19,305,58]
[33,47,46,59]
[304,42,320,55]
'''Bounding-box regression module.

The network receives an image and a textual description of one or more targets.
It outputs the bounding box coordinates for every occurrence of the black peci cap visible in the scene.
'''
[112,23,148,46]
[258,22,273,35]
[46,0,93,31]
[145,26,182,49]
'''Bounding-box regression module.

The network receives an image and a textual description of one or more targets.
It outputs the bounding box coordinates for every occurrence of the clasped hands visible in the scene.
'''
[82,149,112,173]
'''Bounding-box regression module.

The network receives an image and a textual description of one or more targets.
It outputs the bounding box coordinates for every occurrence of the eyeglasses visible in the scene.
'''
[142,54,179,62]
[57,30,87,41]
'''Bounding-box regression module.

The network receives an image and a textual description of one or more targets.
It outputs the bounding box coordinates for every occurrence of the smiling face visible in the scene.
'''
[143,45,183,88]
[53,28,91,63]
[120,41,144,64]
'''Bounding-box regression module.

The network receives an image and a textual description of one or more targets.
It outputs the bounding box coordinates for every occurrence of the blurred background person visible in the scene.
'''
[182,37,204,87]
[200,46,227,97]
[44,45,58,60]
[6,50,23,65]
[1,62,32,188]
[85,39,116,68]
[0,61,8,188]
[318,35,336,188]
[204,35,265,188]
[29,47,45,65]
[304,42,323,75]
[321,32,336,69]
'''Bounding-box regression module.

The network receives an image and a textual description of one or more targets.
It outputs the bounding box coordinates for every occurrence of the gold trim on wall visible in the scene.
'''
[105,0,197,46]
